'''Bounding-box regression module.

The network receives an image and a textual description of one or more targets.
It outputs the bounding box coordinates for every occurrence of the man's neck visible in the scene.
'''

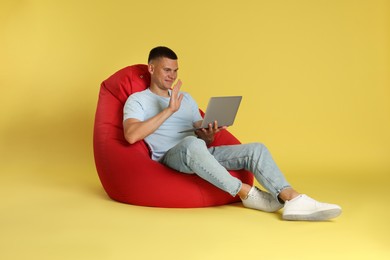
[149,85,170,97]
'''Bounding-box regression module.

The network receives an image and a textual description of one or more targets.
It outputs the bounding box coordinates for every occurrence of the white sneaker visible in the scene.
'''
[242,186,283,212]
[283,194,342,221]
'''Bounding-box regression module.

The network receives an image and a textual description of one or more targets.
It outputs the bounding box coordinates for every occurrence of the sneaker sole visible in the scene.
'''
[283,208,342,221]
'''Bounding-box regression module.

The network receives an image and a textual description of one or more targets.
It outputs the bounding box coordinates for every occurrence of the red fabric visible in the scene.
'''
[93,64,253,207]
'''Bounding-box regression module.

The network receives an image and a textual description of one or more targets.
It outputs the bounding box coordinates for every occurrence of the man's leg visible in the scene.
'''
[160,136,242,197]
[209,143,291,200]
[160,136,282,212]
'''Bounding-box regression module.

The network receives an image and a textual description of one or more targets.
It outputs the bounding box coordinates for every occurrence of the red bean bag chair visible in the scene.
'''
[93,64,253,207]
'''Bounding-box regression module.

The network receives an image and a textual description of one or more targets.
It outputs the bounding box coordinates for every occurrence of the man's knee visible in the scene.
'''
[182,136,207,153]
[249,142,268,156]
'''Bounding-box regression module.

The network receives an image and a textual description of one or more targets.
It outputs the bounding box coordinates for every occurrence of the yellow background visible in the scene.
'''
[1,0,389,259]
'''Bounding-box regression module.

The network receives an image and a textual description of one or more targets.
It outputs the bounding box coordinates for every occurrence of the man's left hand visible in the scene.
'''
[195,121,227,146]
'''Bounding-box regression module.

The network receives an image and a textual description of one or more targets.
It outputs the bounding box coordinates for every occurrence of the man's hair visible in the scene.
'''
[148,46,178,63]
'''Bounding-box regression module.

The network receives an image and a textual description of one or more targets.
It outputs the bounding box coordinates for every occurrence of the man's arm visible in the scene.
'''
[124,109,174,144]
[123,80,183,144]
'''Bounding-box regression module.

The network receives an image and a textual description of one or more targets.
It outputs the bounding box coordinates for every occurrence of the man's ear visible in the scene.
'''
[148,63,154,74]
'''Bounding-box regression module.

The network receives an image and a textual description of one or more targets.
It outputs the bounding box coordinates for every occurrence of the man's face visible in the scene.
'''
[149,57,178,90]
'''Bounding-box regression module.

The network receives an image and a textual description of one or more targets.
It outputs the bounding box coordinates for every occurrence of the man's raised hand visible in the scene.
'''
[168,79,184,113]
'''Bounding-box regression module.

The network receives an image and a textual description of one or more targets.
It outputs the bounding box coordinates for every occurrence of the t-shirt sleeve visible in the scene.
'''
[123,95,145,122]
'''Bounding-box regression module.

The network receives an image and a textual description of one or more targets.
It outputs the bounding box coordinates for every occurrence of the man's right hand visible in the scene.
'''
[168,79,184,113]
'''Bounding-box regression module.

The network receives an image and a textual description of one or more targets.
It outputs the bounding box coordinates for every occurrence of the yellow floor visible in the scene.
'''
[1,147,389,260]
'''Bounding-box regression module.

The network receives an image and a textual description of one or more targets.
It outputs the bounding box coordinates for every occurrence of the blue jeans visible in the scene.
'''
[160,136,291,200]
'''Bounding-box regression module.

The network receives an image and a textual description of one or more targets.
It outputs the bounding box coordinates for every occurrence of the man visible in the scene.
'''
[123,46,342,221]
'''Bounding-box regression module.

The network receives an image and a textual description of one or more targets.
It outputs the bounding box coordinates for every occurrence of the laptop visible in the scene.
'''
[179,96,242,133]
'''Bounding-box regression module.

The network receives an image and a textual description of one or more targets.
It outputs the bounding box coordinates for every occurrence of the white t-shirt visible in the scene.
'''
[123,88,203,161]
